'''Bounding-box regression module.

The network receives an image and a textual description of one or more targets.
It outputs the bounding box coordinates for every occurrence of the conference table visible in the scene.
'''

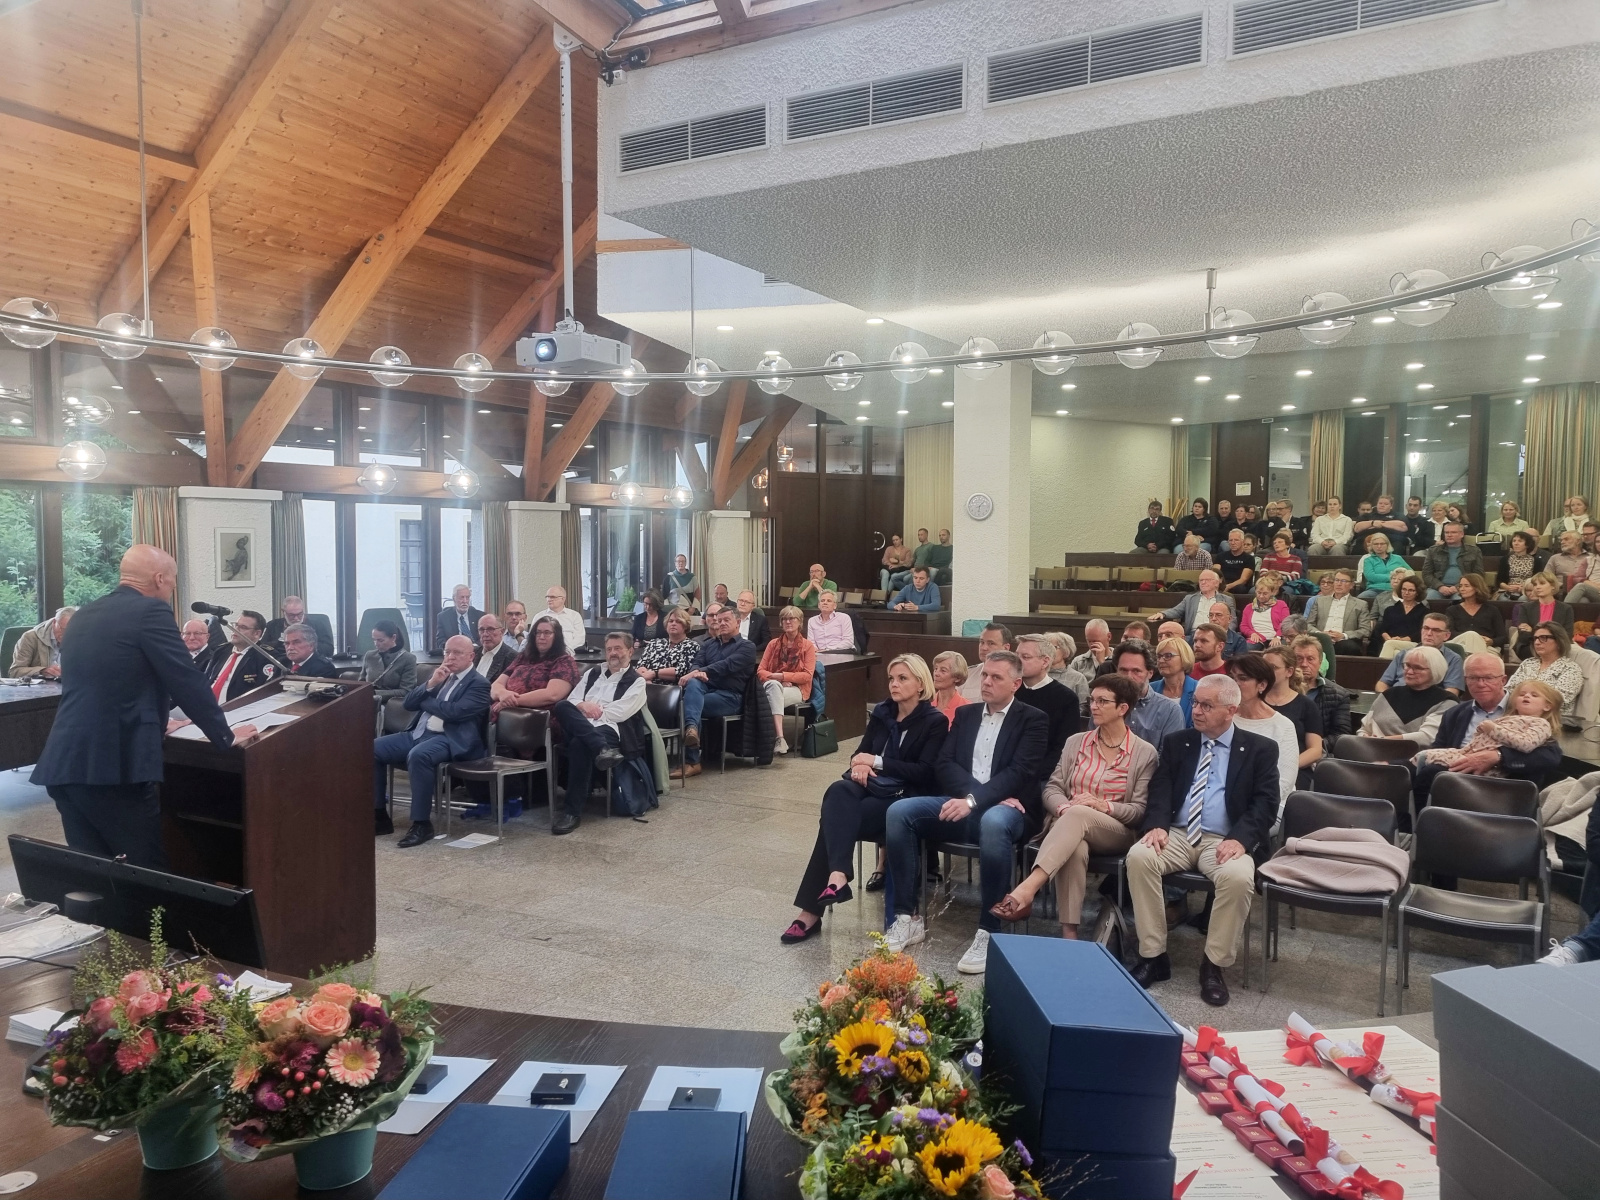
[0,950,809,1198]
[0,680,60,772]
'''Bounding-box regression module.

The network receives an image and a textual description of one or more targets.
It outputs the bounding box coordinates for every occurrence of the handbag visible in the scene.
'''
[801,718,838,757]
[858,773,904,799]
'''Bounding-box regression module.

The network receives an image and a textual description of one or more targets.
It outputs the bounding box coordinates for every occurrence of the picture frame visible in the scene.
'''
[216,528,254,588]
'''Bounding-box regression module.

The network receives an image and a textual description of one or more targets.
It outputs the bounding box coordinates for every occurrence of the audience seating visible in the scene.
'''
[443,709,553,835]
[1,625,27,672]
[646,683,687,789]
[1332,734,1420,763]
[1428,773,1538,820]
[307,612,336,656]
[1311,759,1414,818]
[357,607,410,654]
[378,697,451,826]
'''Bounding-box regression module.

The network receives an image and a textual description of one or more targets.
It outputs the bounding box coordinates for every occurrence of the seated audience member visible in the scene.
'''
[1069,620,1113,677]
[264,595,332,660]
[1154,637,1198,724]
[1294,501,1323,550]
[890,566,942,613]
[372,634,491,847]
[631,590,667,644]
[11,606,74,679]
[1541,907,1600,966]
[1241,531,1261,565]
[1374,572,1426,651]
[1156,620,1186,645]
[990,673,1156,933]
[1585,520,1599,554]
[793,563,838,609]
[1280,614,1333,674]
[490,615,579,717]
[675,604,759,778]
[181,617,212,667]
[1173,534,1212,571]
[1308,570,1373,653]
[1508,621,1583,725]
[1205,603,1251,660]
[1135,500,1177,553]
[1175,499,1219,553]
[1371,566,1416,621]
[879,534,913,592]
[758,605,816,755]
[550,632,647,835]
[1290,634,1351,741]
[1510,572,1574,658]
[1122,620,1152,644]
[734,589,771,648]
[932,651,971,726]
[1043,632,1087,700]
[282,623,337,677]
[890,528,930,593]
[1256,501,1286,547]
[1360,646,1456,744]
[634,606,698,683]
[1225,654,1301,808]
[1015,634,1082,763]
[1354,500,1375,521]
[1412,500,1449,551]
[1543,495,1591,546]
[1446,503,1476,536]
[502,599,529,653]
[471,614,517,685]
[1310,495,1353,555]
[960,624,1013,702]
[1159,569,1236,632]
[1377,611,1463,695]
[923,529,954,580]
[1486,501,1531,548]
[1550,530,1600,598]
[532,585,585,654]
[1241,574,1288,647]
[782,654,947,943]
[1260,531,1302,580]
[807,590,857,653]
[664,554,699,611]
[881,650,1049,974]
[1355,535,1407,601]
[1215,529,1255,595]
[712,583,731,608]
[1109,639,1184,745]
[1421,522,1483,601]
[434,584,485,651]
[1261,644,1323,785]
[1412,658,1562,812]
[205,610,277,700]
[361,619,418,701]
[1189,624,1228,679]
[1447,573,1507,647]
[1214,499,1245,546]
[1352,494,1410,556]
[1126,674,1279,1006]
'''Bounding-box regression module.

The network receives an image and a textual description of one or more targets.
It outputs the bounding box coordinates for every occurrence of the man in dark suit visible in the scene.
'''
[1134,500,1176,553]
[373,634,491,848]
[472,613,517,685]
[734,590,770,650]
[204,610,281,700]
[433,584,485,653]
[1126,673,1280,1007]
[30,546,254,869]
[281,623,338,678]
[881,649,1049,976]
[180,618,214,669]
[263,595,333,660]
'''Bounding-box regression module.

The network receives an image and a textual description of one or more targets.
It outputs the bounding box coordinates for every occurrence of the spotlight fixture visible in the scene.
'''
[1297,292,1355,345]
[1205,308,1257,359]
[190,327,237,371]
[941,400,954,408]
[1281,404,1296,411]
[865,317,884,325]
[1032,330,1076,375]
[1416,383,1434,390]
[57,440,107,481]
[1224,393,1240,400]
[858,399,871,407]
[284,337,325,381]
[855,415,868,422]
[1170,417,1184,424]
[896,408,909,415]
[927,367,945,375]
[1060,383,1076,391]
[1055,409,1069,416]
[1537,301,1562,309]
[1523,376,1540,384]
[957,336,1000,374]
[1351,397,1368,404]
[357,463,398,495]
[823,350,863,392]
[1193,375,1211,383]
[444,467,480,499]
[1,297,58,348]
[369,346,411,387]
[1114,323,1161,369]
[1389,269,1456,326]
[715,324,734,331]
[1372,315,1396,325]
[1432,405,1447,410]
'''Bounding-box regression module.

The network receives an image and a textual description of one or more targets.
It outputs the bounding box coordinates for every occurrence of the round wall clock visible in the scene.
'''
[965,492,995,521]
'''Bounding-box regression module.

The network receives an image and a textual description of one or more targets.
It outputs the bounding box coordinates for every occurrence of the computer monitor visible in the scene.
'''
[8,836,267,967]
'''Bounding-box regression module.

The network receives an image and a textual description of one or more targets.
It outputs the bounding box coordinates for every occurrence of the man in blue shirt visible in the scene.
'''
[673,604,758,779]
[889,566,941,613]
[1421,522,1484,601]
[1375,612,1463,697]
[1110,641,1185,744]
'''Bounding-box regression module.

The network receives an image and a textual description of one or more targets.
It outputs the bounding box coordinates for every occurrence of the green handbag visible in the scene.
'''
[800,718,838,757]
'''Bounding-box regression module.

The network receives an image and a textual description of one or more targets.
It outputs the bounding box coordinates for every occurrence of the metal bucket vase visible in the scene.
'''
[137,1096,222,1170]
[293,1126,377,1190]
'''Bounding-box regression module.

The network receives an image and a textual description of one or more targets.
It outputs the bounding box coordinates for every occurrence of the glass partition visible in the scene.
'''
[0,348,36,439]
[0,486,41,627]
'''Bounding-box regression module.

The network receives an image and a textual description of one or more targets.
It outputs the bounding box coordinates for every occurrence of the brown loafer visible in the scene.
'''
[669,762,701,779]
[988,894,1033,923]
[1199,955,1230,1007]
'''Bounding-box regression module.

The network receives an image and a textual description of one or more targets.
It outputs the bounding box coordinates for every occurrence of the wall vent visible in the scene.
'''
[987,13,1204,105]
[787,63,964,141]
[1232,0,1497,56]
[619,104,767,172]
[762,273,785,285]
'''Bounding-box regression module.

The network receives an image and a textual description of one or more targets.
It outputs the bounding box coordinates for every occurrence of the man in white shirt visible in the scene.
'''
[806,591,856,653]
[550,632,646,836]
[735,589,771,649]
[474,614,517,685]
[533,585,586,653]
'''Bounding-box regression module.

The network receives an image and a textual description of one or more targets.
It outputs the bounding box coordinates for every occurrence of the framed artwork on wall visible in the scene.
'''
[216,528,254,588]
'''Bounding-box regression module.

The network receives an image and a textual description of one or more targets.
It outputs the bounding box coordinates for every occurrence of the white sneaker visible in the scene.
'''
[774,737,789,755]
[884,914,925,953]
[958,929,992,975]
[1538,939,1583,966]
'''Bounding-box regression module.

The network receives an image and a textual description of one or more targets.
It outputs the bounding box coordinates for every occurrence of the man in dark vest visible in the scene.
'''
[550,631,647,836]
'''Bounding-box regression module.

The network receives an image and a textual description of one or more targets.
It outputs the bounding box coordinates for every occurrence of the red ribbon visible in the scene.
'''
[1338,1032,1386,1079]
[1302,1126,1330,1164]
[1393,1086,1439,1118]
[1284,1030,1323,1066]
[1223,1088,1251,1117]
[1279,1104,1309,1137]
[1334,1166,1404,1200]
[1195,1026,1221,1055]
[1214,1044,1244,1072]
[1173,1168,1200,1199]
[1259,1078,1285,1098]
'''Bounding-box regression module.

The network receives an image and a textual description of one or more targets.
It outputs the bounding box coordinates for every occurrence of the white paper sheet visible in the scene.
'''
[444,833,499,849]
[377,1057,495,1135]
[231,971,292,1001]
[488,1062,626,1141]
[7,1007,73,1046]
[226,693,303,720]
[170,710,299,740]
[638,1066,762,1122]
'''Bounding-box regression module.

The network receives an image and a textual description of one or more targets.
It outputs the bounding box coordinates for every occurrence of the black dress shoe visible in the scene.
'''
[780,918,821,945]
[551,812,580,836]
[864,871,886,893]
[396,821,433,848]
[374,810,394,836]
[1129,953,1171,987]
[594,747,625,770]
[1199,955,1230,1007]
[817,883,852,907]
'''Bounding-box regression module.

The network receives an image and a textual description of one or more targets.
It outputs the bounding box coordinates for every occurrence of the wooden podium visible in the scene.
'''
[160,679,376,977]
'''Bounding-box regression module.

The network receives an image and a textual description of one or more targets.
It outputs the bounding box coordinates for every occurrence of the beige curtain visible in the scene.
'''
[1309,409,1345,506]
[1168,426,1189,516]
[271,492,306,613]
[482,501,510,616]
[132,487,180,615]
[560,505,582,617]
[692,509,713,606]
[1524,384,1600,531]
[746,516,770,605]
[904,423,954,537]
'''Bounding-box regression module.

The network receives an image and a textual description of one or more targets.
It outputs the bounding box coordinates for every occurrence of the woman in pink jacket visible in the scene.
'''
[1241,572,1289,647]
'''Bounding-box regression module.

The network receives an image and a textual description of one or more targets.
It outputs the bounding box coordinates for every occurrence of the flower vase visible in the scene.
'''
[137,1097,222,1170]
[293,1127,377,1191]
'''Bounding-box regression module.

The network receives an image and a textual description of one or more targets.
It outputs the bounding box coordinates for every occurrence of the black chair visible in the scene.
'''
[1332,734,1420,763]
[378,699,457,826]
[357,607,409,655]
[1311,758,1414,816]
[1428,773,1538,819]
[1396,807,1547,1014]
[1258,791,1400,1015]
[444,709,553,836]
[646,683,687,789]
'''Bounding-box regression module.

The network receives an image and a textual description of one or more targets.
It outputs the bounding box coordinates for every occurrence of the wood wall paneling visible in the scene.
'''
[1213,420,1271,509]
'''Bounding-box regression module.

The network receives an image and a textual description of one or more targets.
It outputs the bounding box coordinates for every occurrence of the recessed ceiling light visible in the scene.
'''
[855,415,868,422]
[1060,383,1075,391]
[1433,404,1447,410]
[551,422,563,428]
[1360,411,1375,417]
[1526,354,1545,361]
[1055,409,1069,416]
[442,433,450,438]
[1405,362,1424,370]
[363,437,372,442]
[478,408,491,414]
[326,438,335,444]
[927,367,944,375]
[1416,383,1434,390]
[1170,417,1184,424]
[715,325,733,331]
[1281,404,1296,411]
[1523,376,1540,384]
[1351,397,1367,404]
[896,409,909,415]
[941,400,954,408]
[126,409,140,415]
[1194,375,1211,383]
[1372,315,1396,324]
[1294,369,1313,377]
[1515,398,1524,405]
[1224,393,1240,400]
[357,425,366,430]
[858,399,871,406]
[866,317,884,325]
[111,385,124,390]
[359,405,371,411]
[584,443,595,449]
[153,377,163,382]
[1448,422,1456,428]
[313,426,324,431]
[807,422,818,427]
[1454,413,1470,418]
[1537,301,1562,309]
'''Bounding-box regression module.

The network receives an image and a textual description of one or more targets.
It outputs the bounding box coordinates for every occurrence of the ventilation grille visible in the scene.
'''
[761,273,784,285]
[619,104,767,172]
[786,63,964,141]
[1232,0,1496,55]
[987,13,1205,104]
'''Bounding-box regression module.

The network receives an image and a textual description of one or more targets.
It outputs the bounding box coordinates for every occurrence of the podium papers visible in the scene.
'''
[169,709,298,740]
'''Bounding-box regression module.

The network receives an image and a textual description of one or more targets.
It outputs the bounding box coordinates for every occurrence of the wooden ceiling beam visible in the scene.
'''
[709,380,746,509]
[98,0,339,315]
[0,442,202,487]
[226,32,562,482]
[187,196,230,485]
[595,237,689,254]
[615,0,922,62]
[525,0,628,51]
[717,395,794,508]
[669,430,708,493]
[523,384,547,501]
[709,0,750,28]
[418,229,551,276]
[0,98,195,182]
[536,382,614,500]
[477,208,598,363]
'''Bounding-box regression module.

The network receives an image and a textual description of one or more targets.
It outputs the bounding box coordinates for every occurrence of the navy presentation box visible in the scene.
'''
[603,1108,747,1200]
[377,1104,570,1200]
[984,935,1180,1160]
[1034,1149,1178,1200]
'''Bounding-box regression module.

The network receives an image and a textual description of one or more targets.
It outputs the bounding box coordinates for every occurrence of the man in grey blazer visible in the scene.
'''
[1159,569,1238,632]
[1306,569,1373,654]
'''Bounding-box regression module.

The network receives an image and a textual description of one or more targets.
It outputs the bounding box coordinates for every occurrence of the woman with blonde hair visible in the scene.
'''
[1414,679,1561,775]
[1154,636,1197,725]
[757,604,816,755]
[931,650,970,726]
[1356,534,1407,601]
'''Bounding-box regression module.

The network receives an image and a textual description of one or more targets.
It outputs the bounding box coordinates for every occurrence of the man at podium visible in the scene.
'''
[30,545,255,869]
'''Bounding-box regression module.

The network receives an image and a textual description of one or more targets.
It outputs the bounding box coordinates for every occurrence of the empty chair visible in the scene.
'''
[444,708,553,836]
[1428,772,1538,819]
[357,607,409,654]
[844,591,865,607]
[0,625,28,675]
[1332,734,1419,763]
[1311,758,1413,817]
[1075,566,1113,589]
[1116,567,1157,586]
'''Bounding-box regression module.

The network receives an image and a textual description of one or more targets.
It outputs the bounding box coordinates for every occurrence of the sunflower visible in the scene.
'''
[894,1049,931,1084]
[916,1119,1004,1196]
[829,1021,896,1077]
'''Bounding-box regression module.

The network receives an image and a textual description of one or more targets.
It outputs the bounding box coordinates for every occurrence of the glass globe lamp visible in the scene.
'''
[889,342,929,384]
[68,394,114,426]
[2,297,58,349]
[444,467,479,499]
[368,346,412,387]
[189,327,237,371]
[823,350,863,391]
[357,463,398,495]
[284,337,325,381]
[1032,330,1076,375]
[1482,246,1557,310]
[534,375,571,397]
[1572,219,1600,276]
[1205,308,1257,359]
[1114,323,1162,369]
[611,480,644,504]
[1297,293,1355,345]
[956,336,1000,375]
[96,313,146,360]
[755,353,793,395]
[665,484,694,509]
[58,440,107,481]
[1388,270,1456,327]
[751,468,769,490]
[612,358,648,397]
[454,352,492,393]
[685,358,721,397]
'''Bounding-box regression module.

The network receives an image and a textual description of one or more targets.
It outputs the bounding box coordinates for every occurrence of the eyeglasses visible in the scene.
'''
[1464,674,1503,683]
[1088,695,1121,707]
[1532,634,1555,642]
[1155,652,1179,662]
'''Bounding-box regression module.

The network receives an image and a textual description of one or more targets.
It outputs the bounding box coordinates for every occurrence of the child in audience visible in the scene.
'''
[1413,679,1562,775]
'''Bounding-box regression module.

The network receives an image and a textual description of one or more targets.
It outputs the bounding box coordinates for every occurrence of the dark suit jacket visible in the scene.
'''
[858,699,949,795]
[263,616,335,660]
[31,585,234,786]
[205,645,281,701]
[1428,699,1562,784]
[433,607,486,652]
[474,642,517,686]
[935,700,1050,830]
[1135,516,1176,553]
[402,670,491,761]
[739,609,771,650]
[1142,725,1280,852]
[286,654,338,679]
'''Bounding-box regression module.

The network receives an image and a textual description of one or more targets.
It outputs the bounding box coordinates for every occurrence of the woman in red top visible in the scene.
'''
[930,651,970,726]
[1259,529,1303,581]
[758,605,816,755]
[490,616,580,717]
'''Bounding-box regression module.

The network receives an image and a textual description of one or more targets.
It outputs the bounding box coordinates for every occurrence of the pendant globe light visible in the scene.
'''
[1297,293,1355,345]
[368,346,412,387]
[1205,308,1258,359]
[755,353,793,394]
[57,440,107,481]
[1,298,58,349]
[1114,323,1162,369]
[1388,270,1456,326]
[1031,331,1076,375]
[956,336,1000,375]
[612,358,648,397]
[189,327,237,370]
[823,350,863,391]
[1482,246,1558,309]
[889,342,929,384]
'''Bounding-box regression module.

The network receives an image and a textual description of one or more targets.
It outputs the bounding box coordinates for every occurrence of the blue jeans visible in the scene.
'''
[885,795,1027,932]
[886,569,913,593]
[682,679,741,764]
[1426,588,1460,601]
[1358,588,1381,602]
[374,730,453,822]
[1566,909,1600,961]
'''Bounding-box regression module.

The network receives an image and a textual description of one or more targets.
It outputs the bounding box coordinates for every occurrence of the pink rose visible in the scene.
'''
[188,985,213,1005]
[118,971,159,1002]
[300,1001,351,1044]
[86,996,119,1033]
[978,1165,1016,1200]
[312,982,360,1009]
[257,996,301,1039]
[820,984,851,1009]
[124,990,164,1023]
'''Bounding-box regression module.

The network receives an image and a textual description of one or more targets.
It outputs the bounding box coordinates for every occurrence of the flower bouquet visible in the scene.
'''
[41,916,263,1169]
[803,1103,1044,1200]
[218,978,434,1190]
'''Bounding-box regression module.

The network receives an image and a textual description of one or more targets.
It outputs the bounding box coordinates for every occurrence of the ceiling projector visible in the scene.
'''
[515,329,630,374]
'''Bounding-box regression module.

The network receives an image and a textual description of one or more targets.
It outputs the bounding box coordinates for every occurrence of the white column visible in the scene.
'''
[952,361,1032,631]
[705,511,753,597]
[177,486,279,617]
[506,500,567,607]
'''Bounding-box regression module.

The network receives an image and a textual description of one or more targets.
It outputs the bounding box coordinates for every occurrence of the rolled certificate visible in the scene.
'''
[1284,1013,1391,1084]
[1208,1056,1304,1155]
[1370,1082,1439,1140]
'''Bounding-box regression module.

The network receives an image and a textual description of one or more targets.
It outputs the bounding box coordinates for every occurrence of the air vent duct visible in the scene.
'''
[619,104,767,172]
[987,13,1204,105]
[787,63,964,141]
[1232,0,1497,56]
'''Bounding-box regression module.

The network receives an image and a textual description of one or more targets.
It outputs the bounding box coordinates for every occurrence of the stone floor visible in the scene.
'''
[0,744,1582,1042]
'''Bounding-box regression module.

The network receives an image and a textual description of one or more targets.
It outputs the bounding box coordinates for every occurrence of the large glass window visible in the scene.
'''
[267,384,337,464]
[605,509,648,616]
[0,487,40,627]
[357,396,426,466]
[1267,416,1311,514]
[355,502,425,650]
[578,506,595,617]
[302,499,338,625]
[824,422,865,475]
[1486,395,1528,519]
[1403,398,1472,512]
[439,508,484,615]
[870,427,903,476]
[0,347,36,439]
[62,489,132,607]
[442,403,524,479]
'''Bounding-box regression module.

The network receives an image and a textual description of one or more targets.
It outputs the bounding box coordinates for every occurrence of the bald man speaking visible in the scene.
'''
[30,545,254,869]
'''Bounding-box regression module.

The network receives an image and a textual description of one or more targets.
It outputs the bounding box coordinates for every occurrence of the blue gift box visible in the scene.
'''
[603,1109,747,1200]
[377,1104,569,1200]
[1034,1149,1177,1200]
[983,935,1180,1159]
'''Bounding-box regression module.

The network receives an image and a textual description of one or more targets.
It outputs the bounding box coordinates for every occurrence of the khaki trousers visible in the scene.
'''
[1127,829,1255,968]
[1032,806,1138,925]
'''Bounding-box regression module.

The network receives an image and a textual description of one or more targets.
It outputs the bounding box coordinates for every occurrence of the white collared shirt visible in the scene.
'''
[1325,595,1350,630]
[971,699,1013,786]
[532,606,585,653]
[426,668,473,732]
[570,665,647,732]
[475,645,501,677]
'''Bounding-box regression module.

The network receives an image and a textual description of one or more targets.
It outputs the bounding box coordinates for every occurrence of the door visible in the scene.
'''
[1213,420,1271,510]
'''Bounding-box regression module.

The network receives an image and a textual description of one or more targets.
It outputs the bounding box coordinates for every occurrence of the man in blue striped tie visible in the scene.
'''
[1125,674,1280,1007]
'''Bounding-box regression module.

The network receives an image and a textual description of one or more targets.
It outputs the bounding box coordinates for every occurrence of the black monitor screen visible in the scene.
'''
[8,836,267,967]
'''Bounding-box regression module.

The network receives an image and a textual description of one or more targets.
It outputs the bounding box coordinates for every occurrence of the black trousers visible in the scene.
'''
[792,780,895,912]
[553,701,620,818]
[48,783,168,871]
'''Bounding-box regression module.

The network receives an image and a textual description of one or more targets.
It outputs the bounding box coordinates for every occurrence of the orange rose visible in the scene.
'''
[301,1000,352,1044]
[257,996,301,1038]
[312,982,361,1009]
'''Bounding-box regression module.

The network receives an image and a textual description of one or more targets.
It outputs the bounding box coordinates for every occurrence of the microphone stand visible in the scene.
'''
[213,616,294,676]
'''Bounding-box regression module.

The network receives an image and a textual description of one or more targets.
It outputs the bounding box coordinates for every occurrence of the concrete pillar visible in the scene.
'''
[177,486,279,618]
[704,511,753,598]
[952,361,1032,631]
[506,500,567,609]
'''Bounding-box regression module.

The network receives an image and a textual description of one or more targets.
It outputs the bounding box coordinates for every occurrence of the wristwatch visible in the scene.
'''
[965,796,976,810]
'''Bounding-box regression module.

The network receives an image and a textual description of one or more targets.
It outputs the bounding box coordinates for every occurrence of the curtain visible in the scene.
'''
[560,505,582,615]
[1167,426,1189,517]
[482,501,510,616]
[692,510,713,605]
[746,516,770,605]
[1524,384,1600,533]
[1309,409,1345,507]
[271,492,306,612]
[904,423,954,537]
[132,487,180,615]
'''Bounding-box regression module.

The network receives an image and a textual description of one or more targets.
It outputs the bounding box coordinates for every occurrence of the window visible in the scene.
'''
[267,384,337,464]
[824,423,865,475]
[0,348,35,439]
[0,486,40,627]
[1404,398,1472,511]
[357,396,426,465]
[870,427,904,476]
[442,403,524,479]
[775,407,817,473]
[302,499,338,624]
[62,489,132,607]
[1267,416,1311,514]
[439,507,483,616]
[356,503,425,651]
[1486,396,1527,519]
[1185,424,1212,506]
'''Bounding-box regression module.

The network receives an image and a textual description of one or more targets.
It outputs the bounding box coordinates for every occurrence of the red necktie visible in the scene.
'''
[212,653,241,699]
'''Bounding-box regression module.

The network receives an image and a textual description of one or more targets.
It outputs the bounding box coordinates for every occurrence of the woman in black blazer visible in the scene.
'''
[781,654,948,943]
[630,590,666,643]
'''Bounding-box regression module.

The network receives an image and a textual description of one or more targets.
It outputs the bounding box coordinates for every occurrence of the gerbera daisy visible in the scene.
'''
[325,1038,381,1087]
[917,1119,1003,1196]
[828,1021,896,1077]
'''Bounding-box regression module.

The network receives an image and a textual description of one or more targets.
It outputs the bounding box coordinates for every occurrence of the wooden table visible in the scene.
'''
[0,955,808,1199]
[817,652,876,739]
[0,681,60,771]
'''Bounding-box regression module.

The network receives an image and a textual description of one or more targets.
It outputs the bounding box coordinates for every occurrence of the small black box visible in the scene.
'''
[530,1072,585,1105]
[668,1086,720,1111]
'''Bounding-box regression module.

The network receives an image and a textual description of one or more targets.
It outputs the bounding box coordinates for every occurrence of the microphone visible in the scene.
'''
[191,601,232,617]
